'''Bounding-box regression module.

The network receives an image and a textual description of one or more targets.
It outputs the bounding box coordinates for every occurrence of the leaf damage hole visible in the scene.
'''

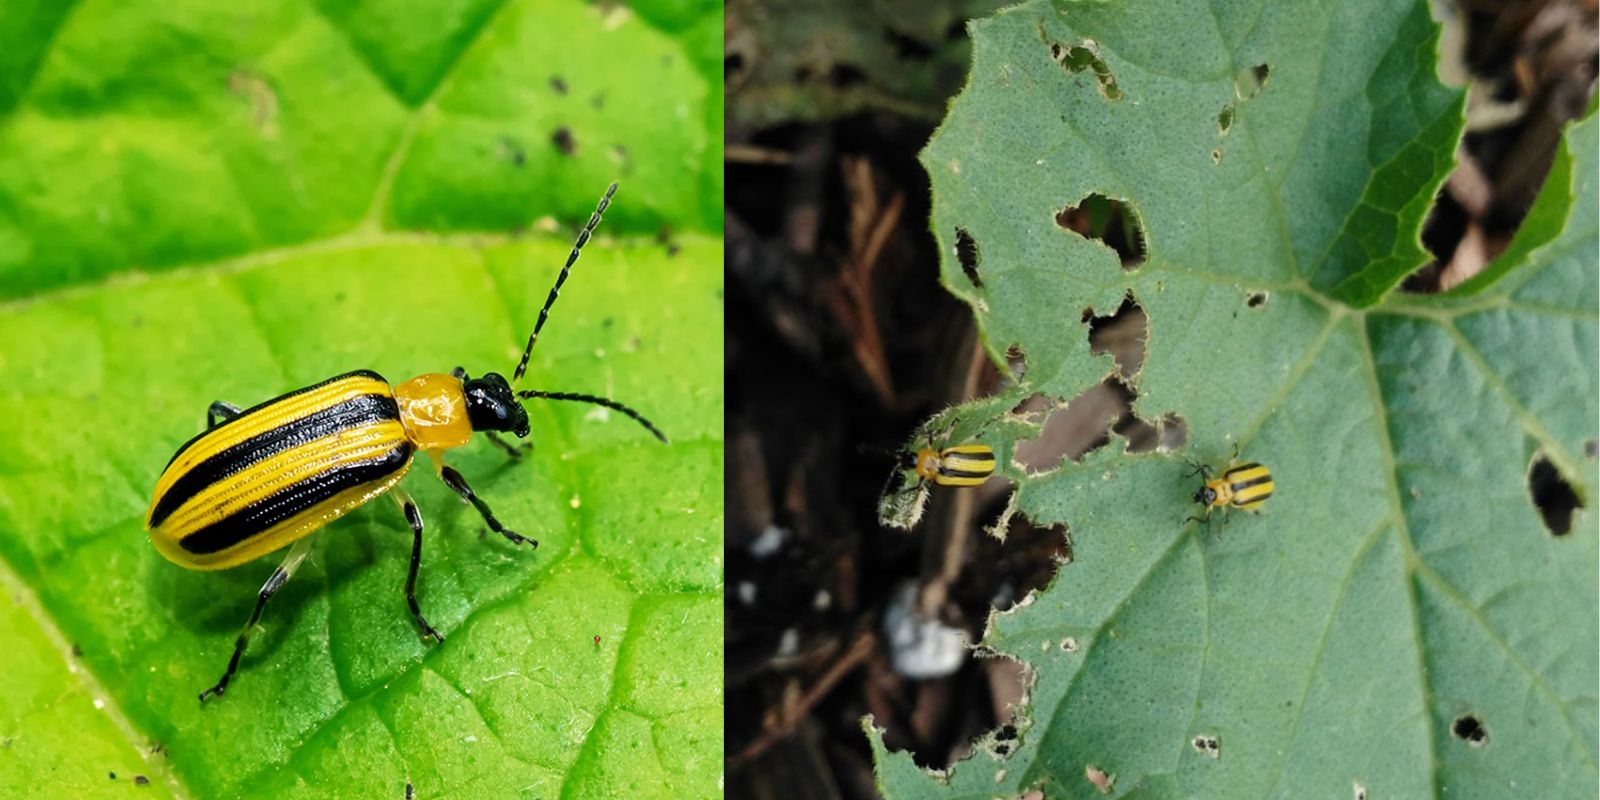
[1056,194,1147,269]
[1235,63,1269,100]
[955,226,983,287]
[1048,40,1123,100]
[1354,782,1368,800]
[1211,147,1223,165]
[1451,714,1488,748]
[1191,734,1221,759]
[1217,63,1269,136]
[1085,764,1116,794]
[1246,291,1269,308]
[1527,453,1582,536]
[1086,293,1147,377]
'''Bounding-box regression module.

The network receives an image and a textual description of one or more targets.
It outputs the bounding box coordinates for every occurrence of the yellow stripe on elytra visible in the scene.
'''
[151,375,392,504]
[158,420,409,537]
[158,475,409,571]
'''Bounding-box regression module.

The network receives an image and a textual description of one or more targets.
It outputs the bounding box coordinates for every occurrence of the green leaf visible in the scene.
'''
[871,1,1596,797]
[0,0,722,300]
[0,2,722,798]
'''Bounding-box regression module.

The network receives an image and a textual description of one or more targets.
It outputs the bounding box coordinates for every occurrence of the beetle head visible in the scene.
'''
[463,372,530,438]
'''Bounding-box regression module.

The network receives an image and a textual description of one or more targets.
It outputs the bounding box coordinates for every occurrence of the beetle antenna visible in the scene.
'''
[512,183,618,383]
[517,389,668,443]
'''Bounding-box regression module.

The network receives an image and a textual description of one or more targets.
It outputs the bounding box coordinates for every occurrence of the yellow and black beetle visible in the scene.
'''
[146,184,666,701]
[1186,455,1273,528]
[878,423,997,529]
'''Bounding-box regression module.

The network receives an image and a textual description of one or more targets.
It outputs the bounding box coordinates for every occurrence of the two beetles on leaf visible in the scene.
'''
[145,184,665,702]
[878,423,1274,534]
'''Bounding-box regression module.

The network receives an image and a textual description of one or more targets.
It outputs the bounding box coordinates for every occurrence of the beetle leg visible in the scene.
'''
[450,366,469,380]
[207,401,243,428]
[433,459,538,548]
[199,535,313,703]
[391,489,444,643]
[484,430,533,461]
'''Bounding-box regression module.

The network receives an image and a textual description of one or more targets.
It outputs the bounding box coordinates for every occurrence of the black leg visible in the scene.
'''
[392,490,444,642]
[200,537,312,702]
[485,431,532,460]
[207,401,243,428]
[438,465,538,548]
[450,366,468,380]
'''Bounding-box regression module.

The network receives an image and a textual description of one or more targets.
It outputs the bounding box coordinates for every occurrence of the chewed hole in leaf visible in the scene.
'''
[955,227,983,287]
[1246,291,1269,308]
[1452,714,1489,747]
[1234,63,1269,100]
[1527,453,1582,536]
[1217,65,1268,136]
[1047,39,1122,100]
[1354,782,1369,800]
[1191,734,1221,759]
[1056,194,1147,269]
[1012,385,1115,475]
[1211,147,1223,164]
[1118,411,1187,454]
[1087,293,1147,377]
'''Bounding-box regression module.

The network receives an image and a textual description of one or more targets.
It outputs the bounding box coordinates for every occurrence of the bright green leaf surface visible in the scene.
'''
[0,0,722,300]
[871,1,1596,797]
[0,2,722,798]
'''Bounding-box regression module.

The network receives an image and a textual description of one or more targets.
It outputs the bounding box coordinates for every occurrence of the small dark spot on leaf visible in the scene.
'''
[1048,40,1122,100]
[1055,193,1147,269]
[405,780,415,800]
[1585,439,1597,459]
[550,75,568,95]
[552,127,577,157]
[1061,636,1079,652]
[1527,453,1582,536]
[1452,714,1488,747]
[602,317,615,328]
[1246,291,1268,308]
[1211,147,1223,164]
[134,775,149,786]
[1354,782,1368,800]
[1218,104,1235,134]
[333,291,346,304]
[660,54,673,67]
[954,227,982,288]
[131,316,144,327]
[1191,734,1221,758]
[590,92,606,109]
[71,643,82,657]
[109,772,116,780]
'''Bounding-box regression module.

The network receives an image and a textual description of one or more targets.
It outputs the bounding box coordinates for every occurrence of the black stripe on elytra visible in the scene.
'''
[939,465,995,480]
[1229,473,1273,492]
[164,370,388,468]
[178,443,413,555]
[150,392,400,528]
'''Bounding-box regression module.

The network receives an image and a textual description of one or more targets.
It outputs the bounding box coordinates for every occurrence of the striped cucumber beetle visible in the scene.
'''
[878,422,998,530]
[1186,451,1273,530]
[146,183,666,702]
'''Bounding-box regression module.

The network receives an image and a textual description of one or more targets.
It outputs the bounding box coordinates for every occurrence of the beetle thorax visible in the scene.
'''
[914,449,943,481]
[393,373,473,451]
